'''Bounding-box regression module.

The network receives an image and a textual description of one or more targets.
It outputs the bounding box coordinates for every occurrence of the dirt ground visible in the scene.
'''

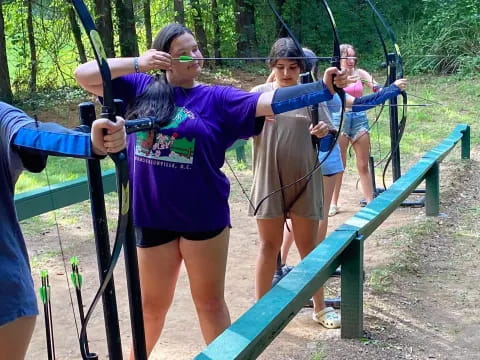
[21,72,480,359]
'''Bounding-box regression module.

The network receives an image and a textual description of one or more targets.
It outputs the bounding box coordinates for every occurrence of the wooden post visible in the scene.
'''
[425,162,440,216]
[461,125,470,160]
[340,235,364,338]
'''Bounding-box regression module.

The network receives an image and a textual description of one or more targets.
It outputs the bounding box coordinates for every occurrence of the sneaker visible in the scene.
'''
[328,204,339,217]
[271,264,294,287]
[312,307,341,329]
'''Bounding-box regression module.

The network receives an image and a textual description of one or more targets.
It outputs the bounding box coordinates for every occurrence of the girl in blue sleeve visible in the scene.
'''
[0,101,125,359]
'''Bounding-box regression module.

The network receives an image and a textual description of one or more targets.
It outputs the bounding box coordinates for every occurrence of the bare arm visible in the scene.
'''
[74,58,137,96]
[357,68,379,90]
[74,49,172,96]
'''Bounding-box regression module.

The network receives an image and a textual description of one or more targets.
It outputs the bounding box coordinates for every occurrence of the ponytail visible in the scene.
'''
[125,73,175,127]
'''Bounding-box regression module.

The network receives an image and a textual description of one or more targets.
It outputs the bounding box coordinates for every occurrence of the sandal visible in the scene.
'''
[312,307,341,329]
[328,204,339,217]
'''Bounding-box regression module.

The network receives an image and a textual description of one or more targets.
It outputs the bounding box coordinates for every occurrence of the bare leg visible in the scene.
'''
[281,219,294,265]
[255,217,285,300]
[330,135,349,210]
[318,173,339,241]
[129,240,183,359]
[352,132,374,203]
[290,214,323,313]
[181,228,231,344]
[0,315,36,360]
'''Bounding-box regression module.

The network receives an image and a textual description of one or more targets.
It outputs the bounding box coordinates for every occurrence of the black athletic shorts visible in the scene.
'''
[135,226,227,248]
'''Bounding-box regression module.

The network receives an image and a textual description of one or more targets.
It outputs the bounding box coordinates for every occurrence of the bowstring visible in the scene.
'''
[36,113,80,340]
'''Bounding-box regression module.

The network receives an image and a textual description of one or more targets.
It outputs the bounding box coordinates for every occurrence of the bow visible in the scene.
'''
[253,0,345,215]
[364,0,408,186]
[70,1,132,358]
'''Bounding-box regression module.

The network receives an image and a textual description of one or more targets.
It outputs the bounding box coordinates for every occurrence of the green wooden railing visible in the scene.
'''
[14,126,469,359]
[194,124,471,360]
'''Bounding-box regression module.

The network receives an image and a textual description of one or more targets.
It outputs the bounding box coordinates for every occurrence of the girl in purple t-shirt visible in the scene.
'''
[74,23,349,357]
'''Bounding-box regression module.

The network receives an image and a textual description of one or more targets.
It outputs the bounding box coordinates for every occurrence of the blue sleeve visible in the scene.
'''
[351,84,401,112]
[271,80,333,114]
[13,122,96,158]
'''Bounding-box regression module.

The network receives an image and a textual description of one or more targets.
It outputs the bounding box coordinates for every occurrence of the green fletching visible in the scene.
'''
[70,256,79,266]
[39,286,47,304]
[71,272,83,289]
[70,273,78,288]
[178,55,192,62]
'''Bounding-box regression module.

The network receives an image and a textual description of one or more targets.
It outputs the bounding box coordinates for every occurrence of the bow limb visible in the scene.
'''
[319,0,345,162]
[70,1,131,359]
[364,0,408,185]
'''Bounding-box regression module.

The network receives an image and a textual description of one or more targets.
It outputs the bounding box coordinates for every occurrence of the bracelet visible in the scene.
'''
[133,57,140,73]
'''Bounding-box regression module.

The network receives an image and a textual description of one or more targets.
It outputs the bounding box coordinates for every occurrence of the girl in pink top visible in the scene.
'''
[329,44,382,215]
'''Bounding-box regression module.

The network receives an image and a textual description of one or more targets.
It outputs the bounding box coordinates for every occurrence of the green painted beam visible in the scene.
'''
[195,124,469,360]
[341,237,364,338]
[425,162,440,216]
[195,230,357,360]
[344,124,468,237]
[15,169,116,221]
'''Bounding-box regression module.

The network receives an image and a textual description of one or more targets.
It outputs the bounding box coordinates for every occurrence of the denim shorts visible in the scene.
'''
[332,111,369,140]
[318,134,344,176]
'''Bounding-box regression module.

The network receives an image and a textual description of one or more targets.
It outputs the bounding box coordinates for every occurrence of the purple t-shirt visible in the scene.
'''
[111,74,262,232]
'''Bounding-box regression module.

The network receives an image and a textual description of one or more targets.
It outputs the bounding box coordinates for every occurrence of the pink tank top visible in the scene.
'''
[344,79,363,98]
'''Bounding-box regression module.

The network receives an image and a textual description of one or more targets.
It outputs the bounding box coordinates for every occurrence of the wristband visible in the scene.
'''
[133,57,140,73]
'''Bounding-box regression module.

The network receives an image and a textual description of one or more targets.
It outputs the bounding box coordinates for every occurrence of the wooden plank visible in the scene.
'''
[345,124,468,238]
[195,230,357,360]
[195,124,469,359]
[15,169,116,221]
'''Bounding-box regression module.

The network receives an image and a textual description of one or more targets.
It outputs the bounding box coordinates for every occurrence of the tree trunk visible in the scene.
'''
[26,0,37,93]
[174,0,185,24]
[94,0,115,57]
[67,5,87,63]
[234,0,257,57]
[143,0,152,49]
[0,1,13,102]
[190,0,209,57]
[211,0,221,65]
[114,0,139,56]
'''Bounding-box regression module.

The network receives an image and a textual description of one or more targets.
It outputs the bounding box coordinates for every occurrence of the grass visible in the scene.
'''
[368,219,437,293]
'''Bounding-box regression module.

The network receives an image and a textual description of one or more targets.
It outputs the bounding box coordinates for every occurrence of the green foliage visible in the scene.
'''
[2,0,480,98]
[403,0,480,74]
[13,86,89,110]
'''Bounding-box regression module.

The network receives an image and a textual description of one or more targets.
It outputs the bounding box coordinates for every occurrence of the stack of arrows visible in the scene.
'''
[39,270,56,360]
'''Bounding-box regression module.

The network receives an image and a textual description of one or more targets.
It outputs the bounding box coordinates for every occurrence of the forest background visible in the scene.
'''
[0,0,479,105]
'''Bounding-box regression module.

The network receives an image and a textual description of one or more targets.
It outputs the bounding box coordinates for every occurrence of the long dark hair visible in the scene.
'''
[125,23,194,127]
[267,37,306,72]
